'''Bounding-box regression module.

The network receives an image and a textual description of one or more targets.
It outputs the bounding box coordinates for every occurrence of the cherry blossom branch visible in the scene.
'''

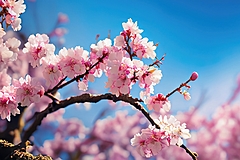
[46,54,108,94]
[21,102,54,143]
[166,79,191,98]
[149,53,166,67]
[21,92,197,159]
[21,93,157,143]
[166,72,198,98]
[0,107,25,143]
[44,92,60,102]
[58,93,158,127]
[123,33,133,60]
[46,76,67,94]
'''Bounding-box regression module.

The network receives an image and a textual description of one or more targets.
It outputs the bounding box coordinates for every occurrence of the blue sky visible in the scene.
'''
[21,0,240,121]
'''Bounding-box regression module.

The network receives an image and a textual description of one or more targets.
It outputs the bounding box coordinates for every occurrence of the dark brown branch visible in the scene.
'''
[46,76,67,94]
[44,92,60,102]
[22,93,197,160]
[58,93,159,128]
[0,106,26,144]
[22,93,159,143]
[22,103,54,143]
[123,35,133,60]
[149,53,166,67]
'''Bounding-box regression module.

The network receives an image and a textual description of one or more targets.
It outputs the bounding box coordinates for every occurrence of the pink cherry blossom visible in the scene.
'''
[130,126,169,158]
[11,17,22,31]
[0,86,19,121]
[105,57,133,96]
[148,68,162,85]
[78,79,89,91]
[42,55,63,88]
[122,18,143,36]
[23,34,55,68]
[89,39,119,81]
[182,90,191,100]
[5,37,21,53]
[139,67,162,98]
[13,75,45,106]
[145,94,171,112]
[8,0,26,16]
[58,46,89,79]
[131,35,156,59]
[5,48,29,79]
[90,38,112,58]
[131,133,150,157]
[0,0,26,31]
[131,115,191,158]
[156,115,191,146]
[0,37,19,71]
[114,35,125,47]
[106,46,125,63]
[0,69,11,88]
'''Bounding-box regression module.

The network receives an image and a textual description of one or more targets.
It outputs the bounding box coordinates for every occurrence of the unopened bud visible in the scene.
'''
[190,72,198,81]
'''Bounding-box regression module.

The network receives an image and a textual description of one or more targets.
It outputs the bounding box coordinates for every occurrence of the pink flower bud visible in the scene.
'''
[190,72,198,81]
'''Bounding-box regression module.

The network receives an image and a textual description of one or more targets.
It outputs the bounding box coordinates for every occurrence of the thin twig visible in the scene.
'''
[47,54,108,94]
[46,76,67,94]
[166,79,191,98]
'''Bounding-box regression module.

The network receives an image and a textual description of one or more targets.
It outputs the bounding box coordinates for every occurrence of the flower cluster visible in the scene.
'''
[0,0,26,31]
[13,75,44,106]
[0,36,21,71]
[131,115,191,158]
[58,47,89,79]
[23,34,55,68]
[93,19,163,100]
[0,86,19,121]
[0,74,44,121]
[21,18,164,98]
[145,93,171,112]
